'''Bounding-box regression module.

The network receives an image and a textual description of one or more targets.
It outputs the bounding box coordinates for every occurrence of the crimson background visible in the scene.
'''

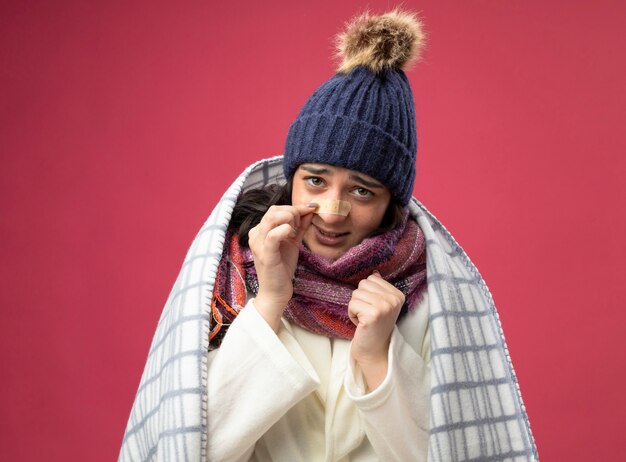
[1,1,625,460]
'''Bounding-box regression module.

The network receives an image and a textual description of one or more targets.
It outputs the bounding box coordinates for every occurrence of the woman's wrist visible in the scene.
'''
[253,292,289,333]
[351,337,391,392]
[355,355,389,392]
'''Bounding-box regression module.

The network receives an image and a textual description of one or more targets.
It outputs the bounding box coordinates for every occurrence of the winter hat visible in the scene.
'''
[283,10,425,206]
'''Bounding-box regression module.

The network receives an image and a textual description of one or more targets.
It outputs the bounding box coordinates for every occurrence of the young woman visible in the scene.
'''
[120,10,538,462]
[207,161,430,460]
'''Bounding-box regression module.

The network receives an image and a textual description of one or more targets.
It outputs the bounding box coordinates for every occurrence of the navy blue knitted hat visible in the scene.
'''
[284,10,425,206]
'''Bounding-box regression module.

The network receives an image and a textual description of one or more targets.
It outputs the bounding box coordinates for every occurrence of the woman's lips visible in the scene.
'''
[313,225,349,246]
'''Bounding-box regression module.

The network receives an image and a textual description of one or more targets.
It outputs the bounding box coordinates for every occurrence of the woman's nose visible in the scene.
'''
[315,194,350,224]
[317,211,347,225]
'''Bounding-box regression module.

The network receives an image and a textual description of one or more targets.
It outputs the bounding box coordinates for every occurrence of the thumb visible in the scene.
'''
[294,211,314,244]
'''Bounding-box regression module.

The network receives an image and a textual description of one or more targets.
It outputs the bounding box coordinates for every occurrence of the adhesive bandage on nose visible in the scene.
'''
[313,199,351,216]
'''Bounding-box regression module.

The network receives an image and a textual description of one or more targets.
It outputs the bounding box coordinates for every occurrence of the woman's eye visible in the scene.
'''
[306,177,324,187]
[354,187,373,198]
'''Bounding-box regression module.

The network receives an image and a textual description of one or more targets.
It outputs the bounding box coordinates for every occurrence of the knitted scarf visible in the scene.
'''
[210,213,427,348]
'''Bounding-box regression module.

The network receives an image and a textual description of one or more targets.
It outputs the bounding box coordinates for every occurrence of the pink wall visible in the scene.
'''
[1,1,625,460]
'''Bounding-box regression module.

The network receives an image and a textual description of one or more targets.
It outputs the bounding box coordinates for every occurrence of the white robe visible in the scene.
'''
[207,293,431,461]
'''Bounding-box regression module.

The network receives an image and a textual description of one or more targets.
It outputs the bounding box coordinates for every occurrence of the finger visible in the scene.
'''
[367,282,404,308]
[262,203,316,230]
[248,225,258,243]
[293,212,314,243]
[289,203,318,227]
[356,278,405,307]
[353,286,402,315]
[260,208,300,231]
[348,299,370,326]
[366,273,400,294]
[248,224,265,250]
[264,223,297,252]
[351,287,382,305]
[357,278,390,294]
[293,202,319,217]
[262,203,318,233]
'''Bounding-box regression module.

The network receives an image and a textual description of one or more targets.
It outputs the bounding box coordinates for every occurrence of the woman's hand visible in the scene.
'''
[348,271,405,391]
[248,203,316,331]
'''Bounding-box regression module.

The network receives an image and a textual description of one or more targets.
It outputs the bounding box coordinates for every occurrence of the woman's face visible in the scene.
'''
[292,163,392,261]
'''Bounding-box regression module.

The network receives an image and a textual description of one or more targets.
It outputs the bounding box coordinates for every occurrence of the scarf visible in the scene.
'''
[210,212,427,347]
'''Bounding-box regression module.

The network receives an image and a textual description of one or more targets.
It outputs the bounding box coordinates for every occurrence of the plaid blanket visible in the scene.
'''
[119,156,538,461]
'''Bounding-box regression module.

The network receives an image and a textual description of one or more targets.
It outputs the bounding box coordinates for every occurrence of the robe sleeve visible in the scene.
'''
[344,304,431,461]
[207,299,320,462]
